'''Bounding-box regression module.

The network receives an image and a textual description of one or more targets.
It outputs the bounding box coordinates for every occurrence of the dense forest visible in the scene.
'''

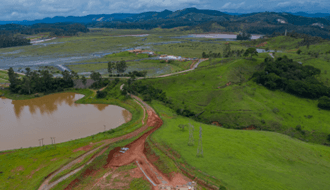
[8,67,78,95]
[253,56,330,109]
[0,35,30,48]
[0,23,89,36]
[0,23,89,48]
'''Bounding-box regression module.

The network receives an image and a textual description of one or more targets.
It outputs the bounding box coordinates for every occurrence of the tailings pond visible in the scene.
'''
[0,92,131,151]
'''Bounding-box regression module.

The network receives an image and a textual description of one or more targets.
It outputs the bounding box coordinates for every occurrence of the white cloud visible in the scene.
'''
[277,1,291,7]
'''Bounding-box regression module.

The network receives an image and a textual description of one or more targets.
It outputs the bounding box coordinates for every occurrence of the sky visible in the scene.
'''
[0,0,329,21]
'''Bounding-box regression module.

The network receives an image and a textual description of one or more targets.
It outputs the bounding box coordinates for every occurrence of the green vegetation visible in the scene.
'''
[66,61,175,77]
[49,145,104,184]
[149,101,330,190]
[0,70,9,82]
[253,56,329,101]
[0,84,145,189]
[129,178,151,190]
[7,67,78,95]
[105,51,150,61]
[51,127,154,190]
[134,53,330,145]
[153,41,245,58]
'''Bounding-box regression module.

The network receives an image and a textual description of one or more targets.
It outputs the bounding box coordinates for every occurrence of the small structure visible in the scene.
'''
[277,19,286,24]
[119,147,129,153]
[128,49,142,53]
[312,23,324,28]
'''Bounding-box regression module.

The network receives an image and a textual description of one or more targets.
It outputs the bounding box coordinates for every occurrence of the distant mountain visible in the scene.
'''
[0,13,137,25]
[0,8,329,39]
[290,12,330,19]
[122,8,228,22]
[235,12,330,26]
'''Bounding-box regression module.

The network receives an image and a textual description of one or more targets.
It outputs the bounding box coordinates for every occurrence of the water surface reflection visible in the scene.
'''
[0,93,130,151]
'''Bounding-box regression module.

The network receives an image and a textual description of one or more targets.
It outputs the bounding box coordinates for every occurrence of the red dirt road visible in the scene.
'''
[105,105,190,189]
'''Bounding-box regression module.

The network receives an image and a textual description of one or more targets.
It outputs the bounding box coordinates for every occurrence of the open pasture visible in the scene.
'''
[149,101,330,190]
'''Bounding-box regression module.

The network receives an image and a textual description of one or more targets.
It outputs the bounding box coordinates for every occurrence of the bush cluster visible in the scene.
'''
[253,56,329,101]
[8,68,76,95]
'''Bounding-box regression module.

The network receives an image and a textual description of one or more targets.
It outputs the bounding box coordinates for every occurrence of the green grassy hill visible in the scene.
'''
[137,52,330,145]
[149,101,330,190]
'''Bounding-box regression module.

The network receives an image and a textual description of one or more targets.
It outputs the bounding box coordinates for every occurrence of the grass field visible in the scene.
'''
[66,58,194,77]
[149,101,330,190]
[137,53,330,145]
[152,41,246,58]
[0,70,9,83]
[0,84,145,189]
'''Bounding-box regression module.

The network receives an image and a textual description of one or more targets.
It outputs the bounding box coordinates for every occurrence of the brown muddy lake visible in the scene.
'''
[0,92,131,151]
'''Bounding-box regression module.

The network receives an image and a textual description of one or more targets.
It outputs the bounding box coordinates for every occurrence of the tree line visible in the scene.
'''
[7,67,78,95]
[0,35,30,48]
[0,23,89,36]
[253,56,330,109]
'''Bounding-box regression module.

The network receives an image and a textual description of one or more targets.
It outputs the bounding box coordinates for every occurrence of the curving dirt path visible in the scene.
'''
[37,58,206,189]
[38,96,148,190]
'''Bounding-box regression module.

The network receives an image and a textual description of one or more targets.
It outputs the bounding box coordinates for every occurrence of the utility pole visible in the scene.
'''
[197,126,203,157]
[188,123,195,146]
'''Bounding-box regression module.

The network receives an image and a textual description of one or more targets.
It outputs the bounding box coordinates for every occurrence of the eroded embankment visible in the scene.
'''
[64,97,192,190]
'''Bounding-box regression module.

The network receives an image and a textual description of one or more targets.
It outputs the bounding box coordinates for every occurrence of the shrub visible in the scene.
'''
[96,90,107,98]
[272,108,279,114]
[318,96,330,110]
[219,185,227,190]
[295,125,302,131]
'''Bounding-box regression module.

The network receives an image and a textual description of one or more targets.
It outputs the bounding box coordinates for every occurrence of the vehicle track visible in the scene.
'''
[38,58,205,190]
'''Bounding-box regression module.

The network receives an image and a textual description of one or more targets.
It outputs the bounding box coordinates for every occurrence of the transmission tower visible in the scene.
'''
[188,123,195,146]
[197,125,203,157]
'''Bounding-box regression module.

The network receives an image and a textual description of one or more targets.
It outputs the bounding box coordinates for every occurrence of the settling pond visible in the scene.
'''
[0,92,131,151]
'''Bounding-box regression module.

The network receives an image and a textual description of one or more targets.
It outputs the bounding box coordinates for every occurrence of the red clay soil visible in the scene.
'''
[105,110,190,189]
[73,144,93,152]
[190,61,197,69]
[256,42,267,47]
[64,179,80,190]
[64,97,191,190]
[242,125,257,130]
[211,121,222,127]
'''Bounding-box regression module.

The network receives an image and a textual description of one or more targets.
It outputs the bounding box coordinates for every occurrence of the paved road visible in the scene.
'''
[268,53,275,59]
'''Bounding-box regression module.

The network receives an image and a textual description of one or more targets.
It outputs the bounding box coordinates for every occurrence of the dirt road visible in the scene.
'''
[37,58,206,189]
[38,96,148,190]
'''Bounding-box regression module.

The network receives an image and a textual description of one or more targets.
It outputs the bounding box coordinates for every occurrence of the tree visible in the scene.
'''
[202,52,207,58]
[236,32,252,40]
[318,96,330,110]
[8,67,19,91]
[223,43,231,57]
[21,76,31,94]
[178,124,186,131]
[243,48,258,59]
[25,67,31,77]
[108,62,116,75]
[297,49,302,54]
[90,71,101,87]
[81,76,87,88]
[116,60,127,76]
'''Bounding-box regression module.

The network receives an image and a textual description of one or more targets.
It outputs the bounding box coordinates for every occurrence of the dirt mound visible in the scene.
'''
[211,121,222,127]
[242,125,256,130]
[256,42,267,47]
[73,144,93,152]
[64,179,80,190]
